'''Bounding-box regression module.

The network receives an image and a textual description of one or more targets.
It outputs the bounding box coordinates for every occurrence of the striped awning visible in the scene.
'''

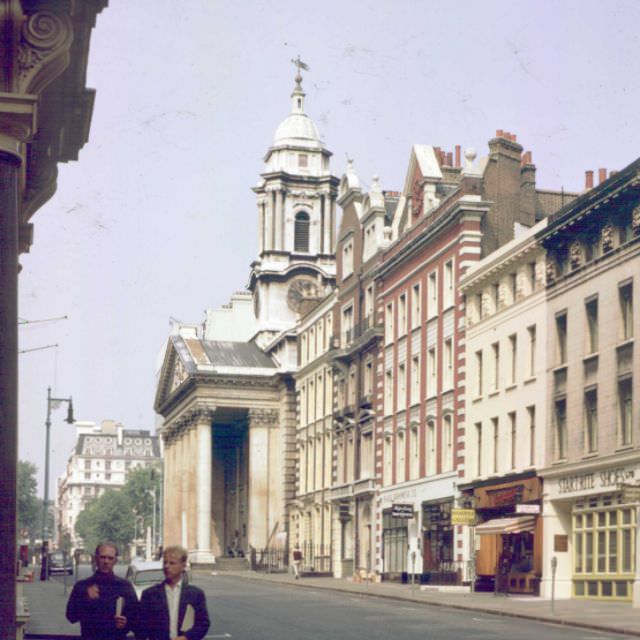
[475,515,536,535]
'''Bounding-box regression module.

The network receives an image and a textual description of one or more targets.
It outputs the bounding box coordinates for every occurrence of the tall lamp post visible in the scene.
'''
[40,386,74,580]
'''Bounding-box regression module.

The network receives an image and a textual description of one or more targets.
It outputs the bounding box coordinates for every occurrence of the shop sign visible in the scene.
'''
[486,485,524,507]
[451,508,476,525]
[516,504,540,514]
[558,467,635,495]
[391,503,414,519]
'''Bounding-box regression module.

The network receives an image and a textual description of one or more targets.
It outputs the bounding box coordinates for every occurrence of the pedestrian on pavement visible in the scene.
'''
[66,541,138,639]
[292,544,302,579]
[137,545,210,640]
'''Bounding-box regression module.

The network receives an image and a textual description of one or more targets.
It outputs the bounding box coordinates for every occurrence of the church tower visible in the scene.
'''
[249,60,338,345]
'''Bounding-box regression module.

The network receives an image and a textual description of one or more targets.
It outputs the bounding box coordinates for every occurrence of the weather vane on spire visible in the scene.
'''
[291,55,309,90]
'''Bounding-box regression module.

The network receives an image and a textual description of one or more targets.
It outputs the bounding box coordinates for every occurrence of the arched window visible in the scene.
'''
[294,211,310,252]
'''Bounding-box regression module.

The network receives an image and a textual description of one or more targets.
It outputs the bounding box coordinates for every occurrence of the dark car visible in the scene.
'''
[48,551,73,575]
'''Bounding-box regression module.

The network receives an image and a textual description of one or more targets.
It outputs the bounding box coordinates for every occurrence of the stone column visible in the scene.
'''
[191,407,216,565]
[247,408,279,549]
[0,150,20,639]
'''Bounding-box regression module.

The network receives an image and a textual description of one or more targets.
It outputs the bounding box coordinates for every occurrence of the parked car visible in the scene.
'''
[48,551,73,575]
[125,560,165,598]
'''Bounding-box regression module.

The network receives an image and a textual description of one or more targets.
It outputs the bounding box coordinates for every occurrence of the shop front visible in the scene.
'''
[422,499,457,584]
[541,460,640,601]
[378,475,456,583]
[462,472,542,595]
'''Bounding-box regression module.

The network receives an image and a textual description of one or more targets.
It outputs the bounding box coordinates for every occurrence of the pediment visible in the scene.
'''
[154,336,195,413]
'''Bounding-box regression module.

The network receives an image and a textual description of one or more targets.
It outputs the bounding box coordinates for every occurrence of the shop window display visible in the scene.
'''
[572,496,635,600]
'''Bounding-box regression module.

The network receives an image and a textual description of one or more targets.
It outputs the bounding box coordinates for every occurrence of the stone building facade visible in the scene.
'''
[537,159,640,601]
[459,219,549,594]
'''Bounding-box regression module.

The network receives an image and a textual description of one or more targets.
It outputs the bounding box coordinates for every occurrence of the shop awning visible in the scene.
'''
[475,515,536,535]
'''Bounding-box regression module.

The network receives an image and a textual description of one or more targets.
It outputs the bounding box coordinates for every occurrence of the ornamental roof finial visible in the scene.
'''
[291,55,309,92]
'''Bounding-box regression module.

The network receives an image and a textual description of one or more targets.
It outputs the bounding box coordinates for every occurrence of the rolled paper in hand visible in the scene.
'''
[180,604,194,632]
[115,596,124,617]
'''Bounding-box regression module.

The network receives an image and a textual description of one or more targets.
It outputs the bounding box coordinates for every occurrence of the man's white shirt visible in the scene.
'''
[164,579,183,639]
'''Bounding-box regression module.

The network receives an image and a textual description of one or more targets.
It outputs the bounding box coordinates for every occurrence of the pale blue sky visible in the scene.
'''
[18,0,640,492]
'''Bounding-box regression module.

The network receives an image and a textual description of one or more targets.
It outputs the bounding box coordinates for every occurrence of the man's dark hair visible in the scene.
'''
[94,542,119,557]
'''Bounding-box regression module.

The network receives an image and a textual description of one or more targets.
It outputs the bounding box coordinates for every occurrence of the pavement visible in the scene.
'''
[22,568,640,638]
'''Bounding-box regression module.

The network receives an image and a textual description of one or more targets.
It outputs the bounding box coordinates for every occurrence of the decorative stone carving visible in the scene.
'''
[248,408,279,428]
[171,357,188,392]
[545,256,556,285]
[17,10,73,94]
[601,223,614,252]
[569,240,583,270]
[632,204,640,236]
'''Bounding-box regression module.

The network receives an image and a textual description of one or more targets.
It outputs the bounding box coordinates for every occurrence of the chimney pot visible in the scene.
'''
[511,133,517,142]
[496,129,504,138]
[447,151,453,166]
[585,170,594,189]
[598,168,607,184]
[455,145,461,168]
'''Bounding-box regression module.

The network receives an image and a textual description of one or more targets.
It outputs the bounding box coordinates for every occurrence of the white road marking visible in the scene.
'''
[206,634,232,638]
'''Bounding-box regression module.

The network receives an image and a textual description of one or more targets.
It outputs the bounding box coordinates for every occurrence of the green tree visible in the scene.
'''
[122,463,162,537]
[17,460,40,541]
[75,490,135,553]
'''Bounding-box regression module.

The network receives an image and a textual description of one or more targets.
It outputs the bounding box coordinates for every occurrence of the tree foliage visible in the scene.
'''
[75,489,135,553]
[17,460,40,541]
[75,462,162,552]
[122,463,162,534]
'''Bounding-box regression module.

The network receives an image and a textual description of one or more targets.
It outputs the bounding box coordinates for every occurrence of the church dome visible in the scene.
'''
[273,112,321,147]
[271,66,324,150]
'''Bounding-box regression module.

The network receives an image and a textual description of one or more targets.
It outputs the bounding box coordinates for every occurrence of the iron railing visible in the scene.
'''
[300,542,332,574]
[250,547,287,573]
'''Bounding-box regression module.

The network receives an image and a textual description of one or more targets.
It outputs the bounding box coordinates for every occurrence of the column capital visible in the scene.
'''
[161,403,216,443]
[0,92,38,160]
[187,402,217,425]
[248,407,279,428]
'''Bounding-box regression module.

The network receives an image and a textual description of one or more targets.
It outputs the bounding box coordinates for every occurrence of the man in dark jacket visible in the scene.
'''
[137,545,210,640]
[66,542,138,639]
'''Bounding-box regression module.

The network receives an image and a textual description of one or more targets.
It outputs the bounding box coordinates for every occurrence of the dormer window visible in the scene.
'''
[294,211,310,252]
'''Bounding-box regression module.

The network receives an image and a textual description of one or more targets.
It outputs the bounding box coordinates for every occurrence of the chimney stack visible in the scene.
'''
[598,168,607,184]
[585,170,594,189]
[446,151,453,166]
[455,145,461,168]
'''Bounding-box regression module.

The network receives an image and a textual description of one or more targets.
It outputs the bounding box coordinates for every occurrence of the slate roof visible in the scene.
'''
[201,340,277,369]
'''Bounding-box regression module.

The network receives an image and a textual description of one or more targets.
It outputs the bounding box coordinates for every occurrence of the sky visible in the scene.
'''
[17,0,640,495]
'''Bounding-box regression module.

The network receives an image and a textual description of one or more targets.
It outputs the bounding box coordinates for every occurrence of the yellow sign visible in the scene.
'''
[451,508,476,525]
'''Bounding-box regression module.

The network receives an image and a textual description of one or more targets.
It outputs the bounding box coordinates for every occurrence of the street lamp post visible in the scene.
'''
[40,386,74,580]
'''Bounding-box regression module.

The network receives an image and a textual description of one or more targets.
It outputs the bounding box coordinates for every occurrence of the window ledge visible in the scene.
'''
[617,338,634,350]
[581,452,599,460]
[583,352,599,363]
[616,444,634,453]
[472,395,483,404]
[523,376,536,385]
[552,458,568,465]
[488,390,500,398]
[505,383,517,392]
[553,364,568,373]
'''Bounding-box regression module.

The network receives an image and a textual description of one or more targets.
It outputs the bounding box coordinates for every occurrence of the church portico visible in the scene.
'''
[156,63,336,573]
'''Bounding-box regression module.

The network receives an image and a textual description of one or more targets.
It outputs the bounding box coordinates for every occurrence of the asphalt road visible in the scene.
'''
[194,574,632,640]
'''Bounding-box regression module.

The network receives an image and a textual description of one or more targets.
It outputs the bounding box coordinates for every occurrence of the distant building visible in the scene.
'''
[57,420,161,550]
